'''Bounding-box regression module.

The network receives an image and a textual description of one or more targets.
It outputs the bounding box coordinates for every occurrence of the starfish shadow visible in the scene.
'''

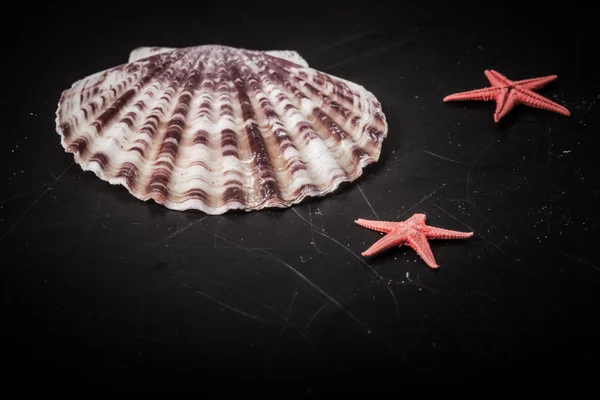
[444,102,548,129]
[362,246,446,271]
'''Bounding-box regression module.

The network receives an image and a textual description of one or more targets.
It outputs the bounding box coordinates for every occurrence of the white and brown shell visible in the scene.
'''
[55,45,388,215]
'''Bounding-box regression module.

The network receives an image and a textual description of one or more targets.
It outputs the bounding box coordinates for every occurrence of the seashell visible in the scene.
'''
[55,45,388,215]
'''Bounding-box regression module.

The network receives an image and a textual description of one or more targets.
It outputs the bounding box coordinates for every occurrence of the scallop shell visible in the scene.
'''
[55,45,388,215]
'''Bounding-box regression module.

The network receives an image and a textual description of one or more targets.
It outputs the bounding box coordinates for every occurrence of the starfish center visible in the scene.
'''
[396,224,422,234]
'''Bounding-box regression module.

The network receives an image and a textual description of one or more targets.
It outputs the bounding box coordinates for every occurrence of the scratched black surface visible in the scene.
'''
[3,1,600,395]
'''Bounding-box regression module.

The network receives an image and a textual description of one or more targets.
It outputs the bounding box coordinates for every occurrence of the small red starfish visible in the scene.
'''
[355,213,474,269]
[444,69,570,122]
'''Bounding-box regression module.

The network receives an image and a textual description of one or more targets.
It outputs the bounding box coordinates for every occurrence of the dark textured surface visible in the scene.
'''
[4,1,599,395]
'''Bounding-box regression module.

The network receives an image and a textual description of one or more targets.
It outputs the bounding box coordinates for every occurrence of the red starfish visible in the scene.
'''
[355,213,473,269]
[443,69,570,122]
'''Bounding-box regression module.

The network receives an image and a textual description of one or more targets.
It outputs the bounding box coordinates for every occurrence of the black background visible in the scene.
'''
[4,0,599,395]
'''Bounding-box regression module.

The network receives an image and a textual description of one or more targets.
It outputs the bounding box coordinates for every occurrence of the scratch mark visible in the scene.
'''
[48,169,58,180]
[292,208,399,316]
[259,248,366,327]
[424,150,470,166]
[168,244,292,251]
[279,287,298,337]
[213,216,222,248]
[177,269,287,325]
[266,294,325,367]
[158,217,207,244]
[321,37,414,70]
[293,208,323,230]
[306,299,334,331]
[397,183,447,219]
[516,242,600,273]
[311,29,375,54]
[90,190,104,230]
[357,184,380,220]
[406,271,439,293]
[285,288,298,318]
[183,283,269,324]
[466,137,496,223]
[472,207,508,238]
[0,183,51,205]
[190,225,395,351]
[292,207,326,254]
[311,229,400,316]
[493,202,558,249]
[307,204,325,254]
[431,202,516,260]
[1,162,73,241]
[554,252,600,272]
[506,124,518,140]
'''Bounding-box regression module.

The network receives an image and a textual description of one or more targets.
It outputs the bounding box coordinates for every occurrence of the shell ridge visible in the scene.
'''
[77,71,116,119]
[267,59,362,177]
[238,50,303,205]
[212,51,248,209]
[230,58,281,207]
[76,51,186,152]
[266,57,383,182]
[291,70,377,145]
[145,51,202,204]
[223,51,258,207]
[100,55,196,181]
[163,51,209,208]
[301,78,375,154]
[112,56,191,190]
[59,51,186,178]
[122,51,194,197]
[257,57,351,189]
[251,56,317,202]
[271,62,355,110]
[286,65,387,166]
[89,54,183,137]
[254,56,334,199]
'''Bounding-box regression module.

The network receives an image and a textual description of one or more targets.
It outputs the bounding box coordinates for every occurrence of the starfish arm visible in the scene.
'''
[406,213,426,225]
[426,226,474,240]
[485,70,514,87]
[361,232,406,257]
[515,88,571,116]
[514,75,557,90]
[443,87,504,102]
[355,219,396,234]
[494,88,518,122]
[406,231,439,269]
